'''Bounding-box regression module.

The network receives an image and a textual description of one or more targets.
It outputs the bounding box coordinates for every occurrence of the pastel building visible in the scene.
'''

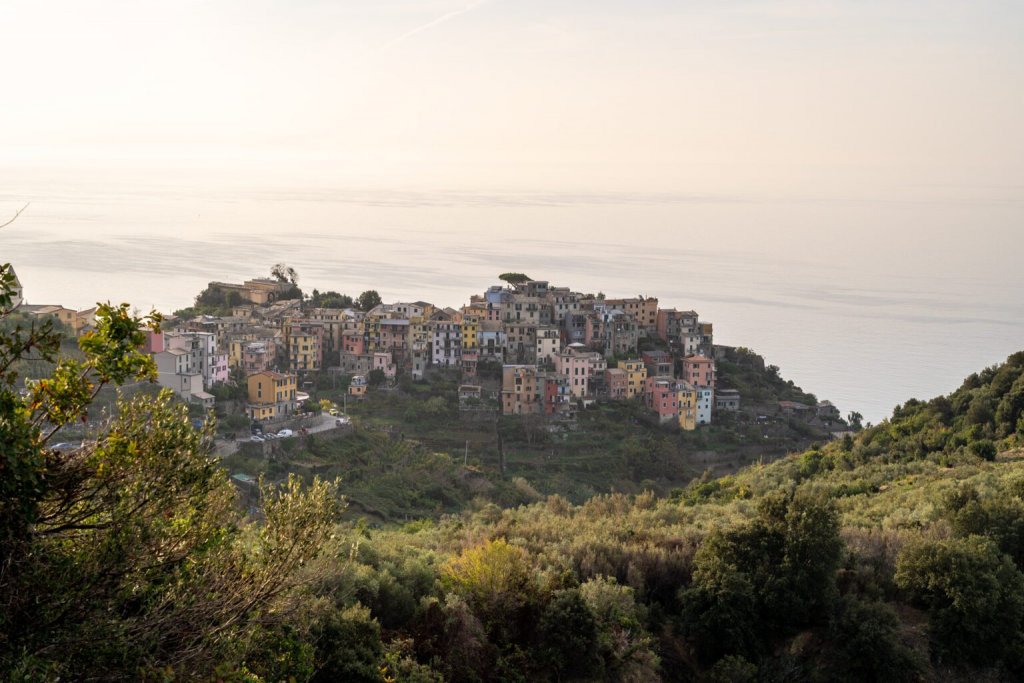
[342,331,366,355]
[380,319,410,358]
[645,376,679,425]
[165,331,223,389]
[535,326,561,366]
[241,341,274,375]
[501,364,540,415]
[478,328,507,362]
[246,370,298,421]
[349,374,368,399]
[621,359,648,400]
[373,351,397,378]
[605,297,659,334]
[286,321,324,373]
[696,387,714,425]
[538,372,571,415]
[677,382,698,430]
[431,321,463,368]
[605,367,628,399]
[460,314,480,352]
[683,355,716,390]
[556,344,604,398]
[154,347,212,408]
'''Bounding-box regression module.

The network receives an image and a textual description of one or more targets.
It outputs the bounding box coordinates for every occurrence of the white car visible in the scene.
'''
[250,435,264,442]
[277,429,294,438]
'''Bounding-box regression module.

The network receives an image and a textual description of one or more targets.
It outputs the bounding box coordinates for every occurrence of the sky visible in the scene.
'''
[2,0,1023,195]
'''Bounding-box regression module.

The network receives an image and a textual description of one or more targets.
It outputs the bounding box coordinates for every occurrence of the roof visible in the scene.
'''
[251,370,289,380]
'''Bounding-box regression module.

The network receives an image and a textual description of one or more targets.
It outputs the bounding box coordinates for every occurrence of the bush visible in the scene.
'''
[827,596,922,681]
[970,438,997,461]
[895,535,1024,667]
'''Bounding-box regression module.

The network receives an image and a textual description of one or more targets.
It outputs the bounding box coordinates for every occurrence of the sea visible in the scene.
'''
[2,164,1022,424]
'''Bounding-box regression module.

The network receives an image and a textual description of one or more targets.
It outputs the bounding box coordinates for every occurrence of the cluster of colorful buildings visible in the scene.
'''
[13,271,732,429]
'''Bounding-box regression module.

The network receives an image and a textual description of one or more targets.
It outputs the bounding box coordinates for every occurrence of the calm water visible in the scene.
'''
[2,165,1022,423]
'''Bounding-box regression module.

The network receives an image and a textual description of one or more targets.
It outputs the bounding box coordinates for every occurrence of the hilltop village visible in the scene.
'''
[13,270,848,435]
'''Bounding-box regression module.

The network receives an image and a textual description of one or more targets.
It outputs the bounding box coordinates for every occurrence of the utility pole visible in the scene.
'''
[464,440,469,466]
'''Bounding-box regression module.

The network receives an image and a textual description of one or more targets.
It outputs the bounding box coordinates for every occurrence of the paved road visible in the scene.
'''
[215,413,344,457]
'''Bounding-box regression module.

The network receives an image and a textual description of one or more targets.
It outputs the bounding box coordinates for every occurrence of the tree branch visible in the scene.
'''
[0,203,29,230]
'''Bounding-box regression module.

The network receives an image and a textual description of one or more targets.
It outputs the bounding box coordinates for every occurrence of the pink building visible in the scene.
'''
[644,376,680,424]
[683,355,716,389]
[380,319,410,358]
[605,368,628,400]
[373,351,397,378]
[242,342,273,375]
[143,329,164,354]
[342,332,365,355]
[555,343,606,398]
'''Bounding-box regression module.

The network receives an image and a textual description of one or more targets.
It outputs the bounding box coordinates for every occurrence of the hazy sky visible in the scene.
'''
[3,0,1023,194]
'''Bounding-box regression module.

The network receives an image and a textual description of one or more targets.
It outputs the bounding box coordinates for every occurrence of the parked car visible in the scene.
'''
[277,429,294,438]
[250,435,264,442]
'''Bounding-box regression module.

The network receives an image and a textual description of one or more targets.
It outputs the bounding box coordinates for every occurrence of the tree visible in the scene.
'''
[441,539,537,641]
[536,589,601,679]
[826,596,923,682]
[498,272,531,285]
[847,411,864,431]
[680,490,842,660]
[271,263,299,285]
[310,289,354,309]
[0,252,341,677]
[356,290,382,312]
[895,535,1024,667]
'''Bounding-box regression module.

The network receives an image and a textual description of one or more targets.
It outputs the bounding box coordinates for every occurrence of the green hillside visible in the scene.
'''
[223,348,838,522]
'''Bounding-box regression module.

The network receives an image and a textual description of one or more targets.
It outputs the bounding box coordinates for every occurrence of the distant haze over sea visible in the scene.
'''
[3,164,1022,425]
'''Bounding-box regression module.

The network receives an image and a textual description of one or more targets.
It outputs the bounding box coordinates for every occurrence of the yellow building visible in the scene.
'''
[407,318,430,352]
[461,314,480,351]
[677,382,698,431]
[621,359,648,399]
[229,339,246,369]
[246,371,297,421]
[286,322,323,373]
[364,315,383,352]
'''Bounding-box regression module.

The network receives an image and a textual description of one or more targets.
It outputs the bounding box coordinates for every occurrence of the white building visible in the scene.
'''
[165,331,224,389]
[431,321,462,368]
[696,388,714,425]
[535,326,561,367]
[153,348,213,408]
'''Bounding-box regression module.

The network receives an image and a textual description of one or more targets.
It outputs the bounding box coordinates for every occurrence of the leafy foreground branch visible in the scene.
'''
[0,262,342,679]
